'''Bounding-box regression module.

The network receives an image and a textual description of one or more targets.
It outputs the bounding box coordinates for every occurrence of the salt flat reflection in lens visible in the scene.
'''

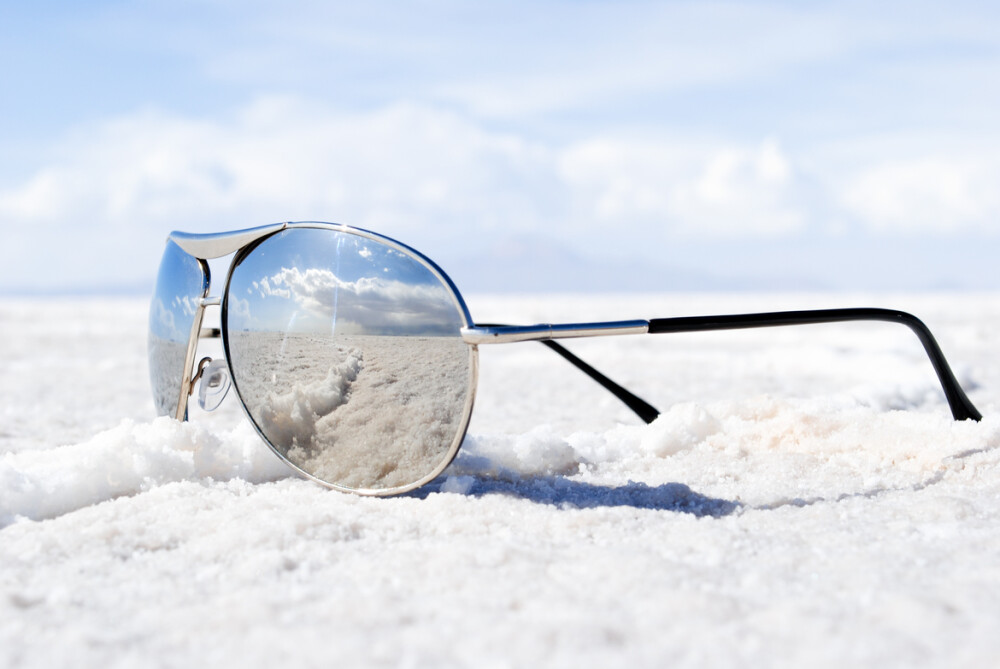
[224,228,472,492]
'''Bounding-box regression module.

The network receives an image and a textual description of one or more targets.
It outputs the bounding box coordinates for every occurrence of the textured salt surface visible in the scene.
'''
[228,331,471,491]
[1,294,999,668]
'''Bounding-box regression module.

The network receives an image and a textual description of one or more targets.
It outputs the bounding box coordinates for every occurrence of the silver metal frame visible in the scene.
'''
[161,221,480,497]
[170,223,288,259]
[170,255,211,422]
[461,321,649,345]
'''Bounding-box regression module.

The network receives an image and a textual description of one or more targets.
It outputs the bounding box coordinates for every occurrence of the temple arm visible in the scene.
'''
[474,324,661,424]
[463,308,982,422]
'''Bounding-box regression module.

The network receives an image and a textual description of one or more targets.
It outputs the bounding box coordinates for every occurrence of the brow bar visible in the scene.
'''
[462,308,982,422]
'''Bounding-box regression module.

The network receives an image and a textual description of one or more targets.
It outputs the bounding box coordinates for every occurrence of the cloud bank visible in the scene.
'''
[4,97,999,292]
[242,264,464,336]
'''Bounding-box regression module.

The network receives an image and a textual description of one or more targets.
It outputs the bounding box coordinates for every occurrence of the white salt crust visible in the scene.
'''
[1,294,998,668]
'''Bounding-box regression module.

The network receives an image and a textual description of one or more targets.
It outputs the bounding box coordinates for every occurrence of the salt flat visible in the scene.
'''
[1,293,998,668]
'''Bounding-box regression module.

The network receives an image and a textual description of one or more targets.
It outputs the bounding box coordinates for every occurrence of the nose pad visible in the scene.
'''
[197,358,232,411]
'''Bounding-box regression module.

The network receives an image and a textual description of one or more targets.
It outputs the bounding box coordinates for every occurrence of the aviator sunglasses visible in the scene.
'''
[149,222,983,496]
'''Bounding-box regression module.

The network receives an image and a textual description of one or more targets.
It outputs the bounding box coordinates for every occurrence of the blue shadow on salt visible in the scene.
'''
[412,477,740,518]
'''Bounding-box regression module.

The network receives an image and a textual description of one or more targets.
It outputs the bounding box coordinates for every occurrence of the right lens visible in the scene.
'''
[222,226,477,495]
[148,240,210,419]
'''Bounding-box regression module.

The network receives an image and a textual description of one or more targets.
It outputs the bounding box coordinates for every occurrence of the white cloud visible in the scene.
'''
[149,297,178,341]
[0,99,817,246]
[253,266,462,335]
[558,137,803,237]
[3,96,1000,292]
[228,295,252,325]
[841,157,1000,233]
[0,98,557,236]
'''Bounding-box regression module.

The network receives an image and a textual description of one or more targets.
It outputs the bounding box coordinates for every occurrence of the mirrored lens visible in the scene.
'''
[148,240,210,418]
[223,227,475,494]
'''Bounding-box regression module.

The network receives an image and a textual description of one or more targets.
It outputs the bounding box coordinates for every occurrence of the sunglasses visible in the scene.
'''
[149,222,982,496]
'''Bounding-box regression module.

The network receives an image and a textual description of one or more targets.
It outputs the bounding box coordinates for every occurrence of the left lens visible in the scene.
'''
[148,240,209,419]
[222,225,477,495]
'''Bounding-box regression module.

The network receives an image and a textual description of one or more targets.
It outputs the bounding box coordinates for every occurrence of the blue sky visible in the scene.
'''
[2,1,999,293]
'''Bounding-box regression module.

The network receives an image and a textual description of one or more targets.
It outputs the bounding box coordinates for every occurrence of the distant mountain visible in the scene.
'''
[439,234,827,293]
